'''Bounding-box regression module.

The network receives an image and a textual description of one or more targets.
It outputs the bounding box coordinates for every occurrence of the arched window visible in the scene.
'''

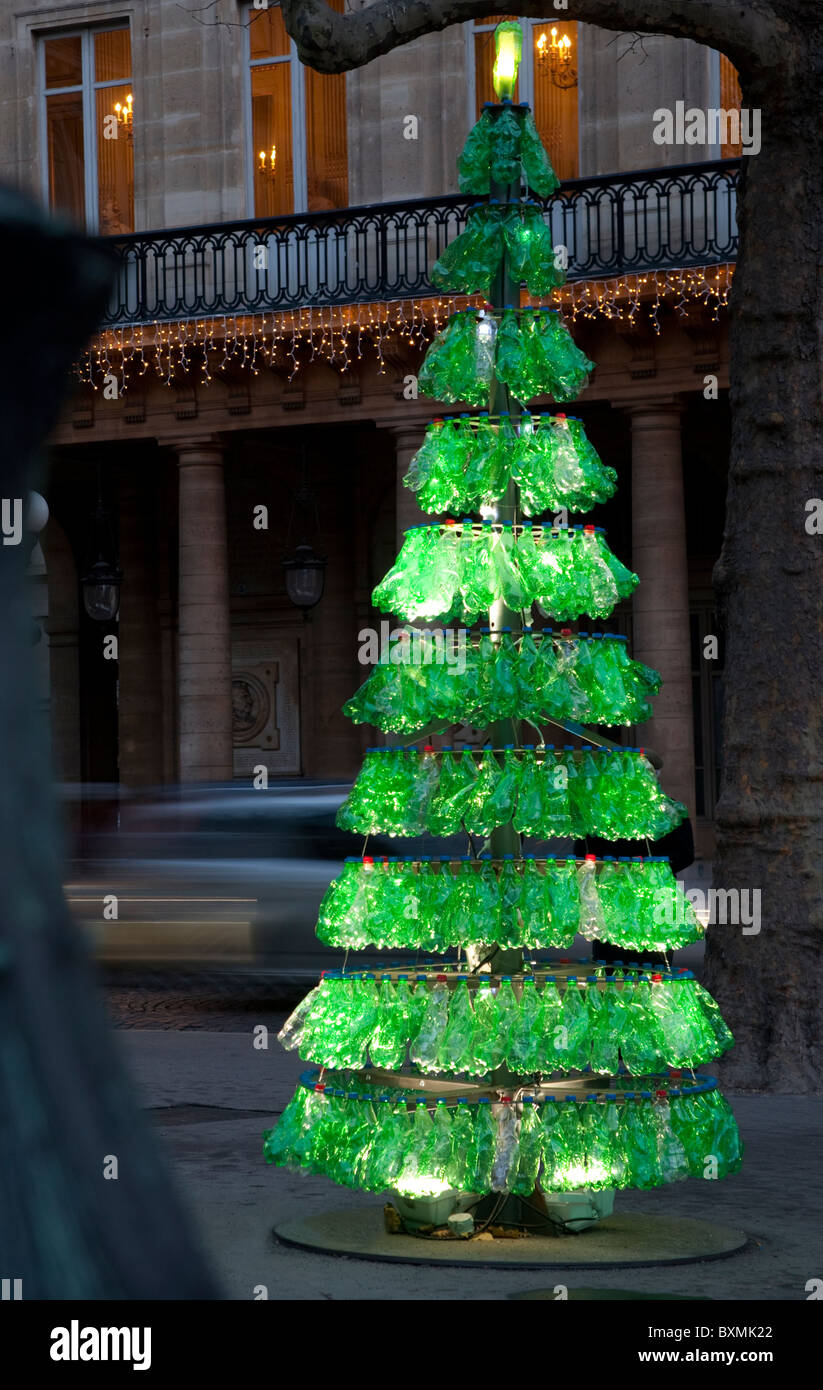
[469,15,579,181]
[246,2,348,216]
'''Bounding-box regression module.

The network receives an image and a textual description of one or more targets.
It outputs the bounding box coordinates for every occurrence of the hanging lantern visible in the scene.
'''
[283,542,326,614]
[81,556,122,622]
[81,470,122,622]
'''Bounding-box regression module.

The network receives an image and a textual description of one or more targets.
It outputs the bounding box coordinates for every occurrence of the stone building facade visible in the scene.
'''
[0,2,742,859]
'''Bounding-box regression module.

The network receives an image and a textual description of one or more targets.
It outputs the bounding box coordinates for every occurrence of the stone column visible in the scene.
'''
[628,402,696,820]
[389,424,427,553]
[117,470,164,787]
[40,516,81,785]
[157,596,177,783]
[42,626,80,782]
[174,438,233,781]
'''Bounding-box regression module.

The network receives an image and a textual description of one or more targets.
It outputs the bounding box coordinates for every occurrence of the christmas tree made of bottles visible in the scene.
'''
[264,22,742,1219]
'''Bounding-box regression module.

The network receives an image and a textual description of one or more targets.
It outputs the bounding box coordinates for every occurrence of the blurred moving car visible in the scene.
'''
[60,781,377,975]
[59,782,708,978]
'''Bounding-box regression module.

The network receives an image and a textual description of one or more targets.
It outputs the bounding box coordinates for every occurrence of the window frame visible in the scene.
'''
[707,50,723,160]
[243,15,308,217]
[38,20,132,233]
[465,16,580,174]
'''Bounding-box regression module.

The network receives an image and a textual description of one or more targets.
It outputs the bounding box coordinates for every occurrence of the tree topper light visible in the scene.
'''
[492,21,523,101]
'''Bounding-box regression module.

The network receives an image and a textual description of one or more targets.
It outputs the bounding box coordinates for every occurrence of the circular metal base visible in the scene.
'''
[338,1066,715,1104]
[274,1207,750,1270]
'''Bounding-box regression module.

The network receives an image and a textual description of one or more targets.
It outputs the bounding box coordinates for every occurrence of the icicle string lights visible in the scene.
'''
[77,266,733,393]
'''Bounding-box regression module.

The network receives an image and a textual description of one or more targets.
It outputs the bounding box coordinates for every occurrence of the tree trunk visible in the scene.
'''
[0,189,220,1297]
[705,35,823,1091]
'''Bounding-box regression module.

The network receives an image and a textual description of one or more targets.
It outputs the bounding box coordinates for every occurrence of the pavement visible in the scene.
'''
[107,979,823,1301]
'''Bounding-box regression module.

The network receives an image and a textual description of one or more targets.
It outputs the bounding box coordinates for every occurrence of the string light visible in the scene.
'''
[76,267,733,392]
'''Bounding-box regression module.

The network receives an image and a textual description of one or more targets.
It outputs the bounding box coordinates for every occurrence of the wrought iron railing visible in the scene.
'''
[100,159,739,327]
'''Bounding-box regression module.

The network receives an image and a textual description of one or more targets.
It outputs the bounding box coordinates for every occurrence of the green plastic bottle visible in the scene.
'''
[438,978,477,1072]
[511,1096,544,1195]
[410,978,450,1072]
[369,975,409,1069]
[507,977,544,1072]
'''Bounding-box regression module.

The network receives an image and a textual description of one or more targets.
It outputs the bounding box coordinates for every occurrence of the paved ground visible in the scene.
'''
[105,978,823,1301]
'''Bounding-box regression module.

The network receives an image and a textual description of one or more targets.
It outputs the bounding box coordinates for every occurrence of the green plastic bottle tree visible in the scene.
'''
[265,22,741,1221]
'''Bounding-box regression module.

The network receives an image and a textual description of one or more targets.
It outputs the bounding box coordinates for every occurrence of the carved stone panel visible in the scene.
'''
[231,636,300,776]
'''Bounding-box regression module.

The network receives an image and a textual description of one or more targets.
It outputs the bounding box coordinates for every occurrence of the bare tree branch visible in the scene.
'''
[176,0,251,29]
[280,0,783,76]
[610,30,654,63]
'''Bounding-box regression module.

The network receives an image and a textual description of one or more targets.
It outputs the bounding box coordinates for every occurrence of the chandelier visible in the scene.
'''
[535,27,578,89]
[113,92,133,139]
[258,145,277,178]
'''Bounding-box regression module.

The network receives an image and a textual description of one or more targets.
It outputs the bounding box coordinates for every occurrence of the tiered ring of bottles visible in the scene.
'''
[419,307,594,408]
[430,201,566,298]
[280,966,733,1076]
[317,855,701,953]
[458,102,560,197]
[344,630,660,731]
[265,1072,743,1197]
[404,412,617,516]
[338,746,687,842]
[373,522,637,623]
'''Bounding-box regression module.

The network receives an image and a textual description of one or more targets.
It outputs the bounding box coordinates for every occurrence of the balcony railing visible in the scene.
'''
[101,159,739,328]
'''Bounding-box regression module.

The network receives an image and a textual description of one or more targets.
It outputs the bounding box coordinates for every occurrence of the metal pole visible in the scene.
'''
[485,154,524,1076]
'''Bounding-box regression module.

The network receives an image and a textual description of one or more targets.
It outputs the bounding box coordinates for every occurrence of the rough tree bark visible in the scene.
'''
[0,189,220,1296]
[280,0,823,1092]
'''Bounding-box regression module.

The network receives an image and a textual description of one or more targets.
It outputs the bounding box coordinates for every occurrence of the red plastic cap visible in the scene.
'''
[314,1084,325,1093]
[560,627,572,636]
[639,747,645,755]
[444,518,456,526]
[655,1089,667,1099]
[436,973,449,981]
[501,1096,512,1104]
[556,412,567,419]
[362,856,374,864]
[424,745,435,753]
[584,524,595,533]
[585,853,597,862]
[651,973,663,983]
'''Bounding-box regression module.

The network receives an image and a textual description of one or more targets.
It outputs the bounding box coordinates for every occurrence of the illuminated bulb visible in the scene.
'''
[552,1160,610,1187]
[394,1175,453,1199]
